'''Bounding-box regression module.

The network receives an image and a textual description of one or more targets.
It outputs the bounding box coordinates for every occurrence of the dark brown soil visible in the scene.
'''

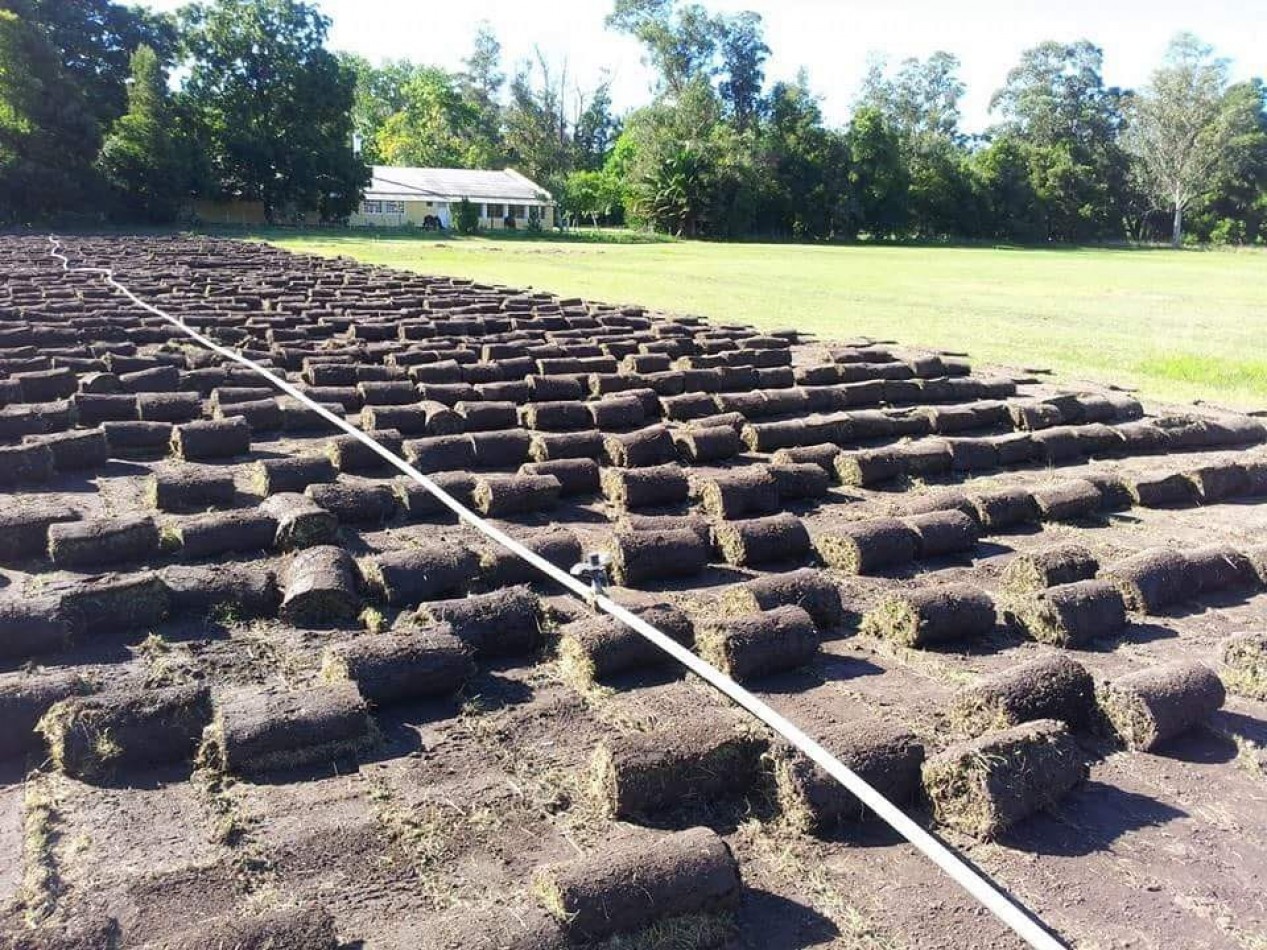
[1,235,1265,950]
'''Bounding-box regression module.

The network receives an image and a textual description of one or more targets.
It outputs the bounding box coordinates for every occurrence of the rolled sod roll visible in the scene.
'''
[102,420,173,457]
[988,431,1037,466]
[661,391,719,421]
[558,601,694,684]
[608,528,709,586]
[969,486,1040,531]
[145,468,236,512]
[1084,473,1135,511]
[775,720,924,831]
[361,405,427,436]
[534,827,741,941]
[1032,479,1103,521]
[478,526,582,587]
[834,448,904,487]
[1184,461,1249,502]
[1099,661,1225,751]
[922,719,1086,839]
[162,563,280,619]
[322,627,474,704]
[1010,579,1126,647]
[73,392,138,425]
[249,456,337,495]
[393,471,477,520]
[470,429,533,469]
[472,473,561,516]
[952,654,1095,736]
[1105,549,1197,614]
[171,418,251,460]
[862,584,996,647]
[945,437,998,474]
[1029,426,1084,464]
[417,585,541,657]
[618,512,712,542]
[673,424,743,463]
[306,481,398,525]
[900,488,978,520]
[280,546,361,627]
[716,568,843,630]
[1221,631,1267,700]
[697,468,780,519]
[591,715,766,818]
[1001,543,1099,593]
[771,443,839,474]
[403,434,476,473]
[603,424,677,467]
[35,429,109,471]
[39,683,212,780]
[528,429,605,461]
[520,400,591,432]
[0,596,72,660]
[0,443,54,486]
[261,492,339,549]
[0,505,79,563]
[137,391,203,423]
[1185,543,1260,595]
[203,683,375,776]
[741,419,807,451]
[899,440,953,478]
[813,518,917,574]
[0,671,93,760]
[456,400,518,431]
[324,428,404,473]
[48,515,160,568]
[600,463,690,510]
[714,513,811,566]
[519,458,600,496]
[697,605,819,680]
[588,395,645,431]
[361,543,479,606]
[1128,472,1196,508]
[768,462,830,500]
[162,905,338,950]
[1247,543,1267,585]
[902,509,978,559]
[422,400,467,434]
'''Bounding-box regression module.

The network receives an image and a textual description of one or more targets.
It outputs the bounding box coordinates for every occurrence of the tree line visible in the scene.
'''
[2,0,1264,246]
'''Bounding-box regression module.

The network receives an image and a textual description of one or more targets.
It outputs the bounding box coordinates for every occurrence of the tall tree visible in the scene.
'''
[374,67,493,168]
[0,8,102,222]
[1123,33,1254,246]
[341,54,425,163]
[1,0,177,134]
[180,0,366,221]
[573,79,620,170]
[844,106,909,238]
[716,11,768,130]
[461,22,506,163]
[607,0,720,97]
[989,40,1131,240]
[97,44,189,222]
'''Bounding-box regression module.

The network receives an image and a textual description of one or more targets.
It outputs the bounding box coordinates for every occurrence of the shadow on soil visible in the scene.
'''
[735,887,841,949]
[1004,780,1187,856]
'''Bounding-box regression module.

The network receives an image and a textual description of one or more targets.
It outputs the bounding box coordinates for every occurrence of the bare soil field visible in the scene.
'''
[1,235,1265,950]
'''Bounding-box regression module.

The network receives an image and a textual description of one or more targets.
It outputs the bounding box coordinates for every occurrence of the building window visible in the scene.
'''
[485,203,504,219]
[384,201,405,214]
[361,200,383,215]
[508,204,525,218]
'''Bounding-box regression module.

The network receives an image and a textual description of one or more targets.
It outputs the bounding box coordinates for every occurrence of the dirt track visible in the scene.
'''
[1,235,1265,949]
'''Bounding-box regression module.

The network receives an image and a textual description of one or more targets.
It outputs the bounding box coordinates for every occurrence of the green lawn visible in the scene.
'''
[250,229,1267,409]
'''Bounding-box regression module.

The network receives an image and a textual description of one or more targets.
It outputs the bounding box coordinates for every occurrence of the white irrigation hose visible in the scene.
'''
[48,236,1065,950]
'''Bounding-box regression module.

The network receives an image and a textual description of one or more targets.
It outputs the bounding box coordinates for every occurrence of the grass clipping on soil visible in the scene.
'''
[1222,632,1267,701]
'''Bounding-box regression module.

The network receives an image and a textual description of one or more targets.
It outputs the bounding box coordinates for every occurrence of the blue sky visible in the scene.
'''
[139,0,1265,132]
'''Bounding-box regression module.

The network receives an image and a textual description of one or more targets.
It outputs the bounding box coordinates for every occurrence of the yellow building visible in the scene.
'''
[347,166,554,230]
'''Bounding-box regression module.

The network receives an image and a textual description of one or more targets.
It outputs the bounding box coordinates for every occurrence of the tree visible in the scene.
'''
[0,9,102,223]
[989,41,1131,240]
[1124,33,1255,246]
[607,0,720,97]
[454,196,479,233]
[573,79,620,170]
[179,0,367,221]
[502,52,573,193]
[844,106,909,238]
[341,54,427,163]
[1,0,177,135]
[1187,79,1267,244]
[461,22,506,163]
[716,11,768,130]
[375,67,496,168]
[97,45,189,222]
[565,168,623,226]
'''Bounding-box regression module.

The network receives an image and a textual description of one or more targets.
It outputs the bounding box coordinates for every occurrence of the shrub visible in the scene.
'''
[454,198,479,234]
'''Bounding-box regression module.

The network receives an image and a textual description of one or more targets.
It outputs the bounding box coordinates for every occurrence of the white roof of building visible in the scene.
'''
[366,166,553,203]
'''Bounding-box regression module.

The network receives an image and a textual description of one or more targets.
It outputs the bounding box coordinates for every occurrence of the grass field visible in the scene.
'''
[251,229,1267,409]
